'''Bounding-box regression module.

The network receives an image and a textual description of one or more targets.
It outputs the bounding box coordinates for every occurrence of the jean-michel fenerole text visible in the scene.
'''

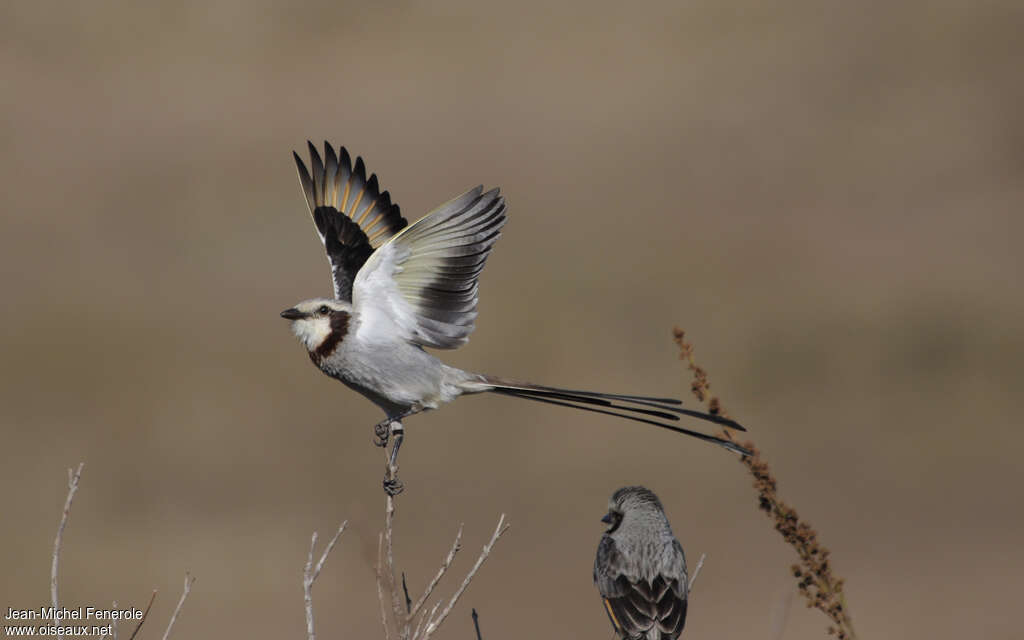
[5,607,143,622]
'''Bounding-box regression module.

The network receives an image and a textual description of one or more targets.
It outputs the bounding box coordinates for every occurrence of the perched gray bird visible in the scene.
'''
[281,142,750,494]
[594,486,688,640]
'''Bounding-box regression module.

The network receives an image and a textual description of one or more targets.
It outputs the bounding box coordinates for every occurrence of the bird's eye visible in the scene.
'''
[318,305,330,315]
[602,510,622,533]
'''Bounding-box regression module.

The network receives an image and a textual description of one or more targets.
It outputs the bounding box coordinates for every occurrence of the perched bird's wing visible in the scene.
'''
[294,141,408,302]
[352,186,506,349]
[594,537,688,639]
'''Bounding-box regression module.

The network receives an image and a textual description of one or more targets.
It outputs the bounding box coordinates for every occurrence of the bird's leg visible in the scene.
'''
[383,421,405,496]
[372,405,422,447]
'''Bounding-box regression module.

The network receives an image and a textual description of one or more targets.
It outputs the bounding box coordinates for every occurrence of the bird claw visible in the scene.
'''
[373,421,391,447]
[383,477,404,496]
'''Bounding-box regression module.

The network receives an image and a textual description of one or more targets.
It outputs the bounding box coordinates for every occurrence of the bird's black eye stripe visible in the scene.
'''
[318,305,330,315]
[606,511,623,533]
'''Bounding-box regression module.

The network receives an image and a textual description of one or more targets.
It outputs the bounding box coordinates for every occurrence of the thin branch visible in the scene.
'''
[161,573,195,640]
[687,553,707,595]
[47,464,192,640]
[303,522,347,640]
[471,609,482,640]
[409,525,463,619]
[126,591,157,640]
[421,514,509,640]
[376,533,394,640]
[304,531,318,640]
[413,602,441,640]
[51,462,84,624]
[402,573,412,614]
[383,494,405,626]
[315,523,347,581]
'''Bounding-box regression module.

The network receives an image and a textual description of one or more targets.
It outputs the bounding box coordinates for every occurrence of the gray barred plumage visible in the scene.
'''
[594,486,688,640]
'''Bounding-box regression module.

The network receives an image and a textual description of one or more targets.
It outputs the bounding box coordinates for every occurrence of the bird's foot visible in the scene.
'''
[373,419,391,447]
[382,477,405,496]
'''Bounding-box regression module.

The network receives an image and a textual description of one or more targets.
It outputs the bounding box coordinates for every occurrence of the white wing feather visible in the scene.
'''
[352,186,506,349]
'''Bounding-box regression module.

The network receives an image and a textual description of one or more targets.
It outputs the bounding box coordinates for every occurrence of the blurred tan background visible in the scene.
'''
[2,1,1022,638]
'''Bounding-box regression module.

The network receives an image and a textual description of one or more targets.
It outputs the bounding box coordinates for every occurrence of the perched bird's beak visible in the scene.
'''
[601,512,613,524]
[280,307,306,320]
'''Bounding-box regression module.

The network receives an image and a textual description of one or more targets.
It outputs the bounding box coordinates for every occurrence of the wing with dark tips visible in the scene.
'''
[294,141,408,301]
[594,537,688,639]
[352,186,506,349]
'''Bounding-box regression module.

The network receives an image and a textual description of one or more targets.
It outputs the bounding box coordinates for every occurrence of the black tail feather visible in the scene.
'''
[520,384,684,405]
[481,379,746,432]
[487,386,751,456]
[509,389,683,421]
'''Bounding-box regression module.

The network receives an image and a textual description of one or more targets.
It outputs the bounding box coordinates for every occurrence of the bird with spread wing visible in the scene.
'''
[281,141,749,495]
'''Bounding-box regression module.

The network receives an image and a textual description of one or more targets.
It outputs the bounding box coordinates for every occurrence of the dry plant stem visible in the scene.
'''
[52,462,84,626]
[410,525,463,619]
[110,601,118,640]
[673,327,857,640]
[471,608,482,640]
[376,534,394,640]
[686,553,707,595]
[377,492,509,640]
[420,514,508,640]
[161,573,195,640]
[303,523,348,640]
[384,494,405,628]
[47,465,188,640]
[402,574,412,613]
[126,591,156,640]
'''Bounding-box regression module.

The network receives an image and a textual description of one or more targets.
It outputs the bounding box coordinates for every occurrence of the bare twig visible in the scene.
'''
[46,465,191,640]
[401,573,412,614]
[376,534,394,640]
[409,525,463,619]
[413,602,440,640]
[421,514,509,640]
[687,553,707,595]
[303,523,347,640]
[376,490,508,640]
[384,494,406,626]
[471,609,482,640]
[51,462,84,625]
[160,573,195,640]
[126,591,157,640]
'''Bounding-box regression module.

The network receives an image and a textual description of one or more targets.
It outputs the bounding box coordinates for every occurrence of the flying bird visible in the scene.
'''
[594,486,689,640]
[281,141,749,494]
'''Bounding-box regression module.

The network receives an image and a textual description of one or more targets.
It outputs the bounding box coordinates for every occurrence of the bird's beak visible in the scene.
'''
[601,513,613,524]
[280,307,305,320]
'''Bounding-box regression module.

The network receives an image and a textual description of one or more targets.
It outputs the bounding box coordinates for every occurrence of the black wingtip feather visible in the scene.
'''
[307,142,325,206]
[294,152,315,214]
[324,142,339,189]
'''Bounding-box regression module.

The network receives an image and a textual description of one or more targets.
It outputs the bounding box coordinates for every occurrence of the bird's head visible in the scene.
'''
[602,486,666,534]
[280,298,352,353]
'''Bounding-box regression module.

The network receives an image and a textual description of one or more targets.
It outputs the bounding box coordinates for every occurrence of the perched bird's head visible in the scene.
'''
[602,486,668,534]
[280,298,352,353]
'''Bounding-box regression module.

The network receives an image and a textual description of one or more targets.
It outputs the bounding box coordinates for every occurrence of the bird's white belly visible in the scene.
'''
[328,340,464,415]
